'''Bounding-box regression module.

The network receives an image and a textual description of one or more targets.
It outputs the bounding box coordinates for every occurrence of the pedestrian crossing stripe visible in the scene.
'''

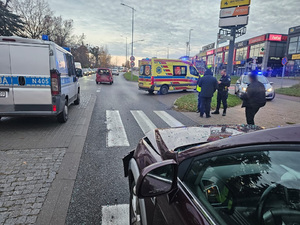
[106,110,186,147]
[130,110,157,134]
[101,204,129,225]
[154,111,184,127]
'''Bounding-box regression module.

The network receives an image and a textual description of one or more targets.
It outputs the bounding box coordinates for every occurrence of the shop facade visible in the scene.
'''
[286,25,300,76]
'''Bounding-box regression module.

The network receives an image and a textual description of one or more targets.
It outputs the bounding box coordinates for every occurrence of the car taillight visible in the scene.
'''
[151,76,154,85]
[50,70,61,95]
[52,105,57,112]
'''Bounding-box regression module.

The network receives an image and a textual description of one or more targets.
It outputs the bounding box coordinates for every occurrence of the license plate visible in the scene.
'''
[0,91,6,97]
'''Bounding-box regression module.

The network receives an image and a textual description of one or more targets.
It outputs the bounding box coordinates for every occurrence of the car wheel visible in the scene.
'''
[130,181,142,225]
[96,81,98,84]
[57,101,68,123]
[160,85,169,95]
[74,91,80,105]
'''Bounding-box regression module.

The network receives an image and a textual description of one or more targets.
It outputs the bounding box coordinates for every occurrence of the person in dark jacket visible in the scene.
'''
[212,69,231,116]
[241,72,266,125]
[198,66,218,118]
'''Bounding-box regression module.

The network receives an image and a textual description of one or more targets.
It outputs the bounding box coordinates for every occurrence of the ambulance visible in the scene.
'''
[138,58,199,94]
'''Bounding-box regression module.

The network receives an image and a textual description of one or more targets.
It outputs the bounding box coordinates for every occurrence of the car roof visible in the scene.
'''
[177,125,300,162]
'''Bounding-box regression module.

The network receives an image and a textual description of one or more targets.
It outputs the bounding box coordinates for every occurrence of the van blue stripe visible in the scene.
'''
[139,75,198,80]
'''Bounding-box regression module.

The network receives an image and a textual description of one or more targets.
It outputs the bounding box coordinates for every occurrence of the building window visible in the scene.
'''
[217,52,223,64]
[249,43,265,58]
[288,36,299,54]
[207,55,214,65]
[269,42,286,57]
[224,51,229,64]
[236,47,247,61]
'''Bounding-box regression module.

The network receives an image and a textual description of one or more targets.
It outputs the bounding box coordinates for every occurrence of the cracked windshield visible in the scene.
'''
[1,0,300,224]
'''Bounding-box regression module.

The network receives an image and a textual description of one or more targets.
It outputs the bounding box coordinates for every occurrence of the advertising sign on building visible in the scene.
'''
[206,50,215,55]
[220,6,249,18]
[289,26,300,35]
[202,43,215,51]
[268,34,288,42]
[220,0,251,9]
[249,35,266,45]
[219,16,248,28]
[292,54,300,60]
[235,40,248,48]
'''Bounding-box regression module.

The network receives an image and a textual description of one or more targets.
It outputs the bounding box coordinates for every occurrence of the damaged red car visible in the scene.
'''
[123,125,300,225]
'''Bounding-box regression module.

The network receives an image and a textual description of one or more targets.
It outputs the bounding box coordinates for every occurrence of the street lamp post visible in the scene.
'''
[188,29,193,57]
[121,3,135,80]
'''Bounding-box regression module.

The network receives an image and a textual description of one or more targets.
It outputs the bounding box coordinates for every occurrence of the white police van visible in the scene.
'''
[0,36,80,123]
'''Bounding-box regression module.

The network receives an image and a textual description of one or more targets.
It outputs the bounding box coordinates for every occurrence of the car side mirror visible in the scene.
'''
[270,82,274,85]
[136,160,177,198]
[76,68,82,77]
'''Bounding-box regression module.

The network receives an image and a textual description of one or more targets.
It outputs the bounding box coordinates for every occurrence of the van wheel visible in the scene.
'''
[160,85,169,95]
[57,101,68,123]
[74,91,80,105]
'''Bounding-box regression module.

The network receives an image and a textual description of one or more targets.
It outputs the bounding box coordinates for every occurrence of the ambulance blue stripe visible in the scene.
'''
[139,75,198,80]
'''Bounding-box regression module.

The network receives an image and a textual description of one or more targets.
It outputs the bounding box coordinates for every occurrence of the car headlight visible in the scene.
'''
[242,87,247,91]
[267,88,273,92]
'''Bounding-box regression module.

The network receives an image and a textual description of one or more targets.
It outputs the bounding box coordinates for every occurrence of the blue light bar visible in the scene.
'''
[42,35,49,41]
[63,47,71,52]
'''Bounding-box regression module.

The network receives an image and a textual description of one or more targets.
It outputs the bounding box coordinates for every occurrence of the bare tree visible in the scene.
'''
[99,46,111,68]
[90,46,100,67]
[49,16,73,46]
[12,0,52,39]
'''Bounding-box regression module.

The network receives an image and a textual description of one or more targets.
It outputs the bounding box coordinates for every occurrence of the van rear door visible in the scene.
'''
[0,44,14,112]
[10,43,52,111]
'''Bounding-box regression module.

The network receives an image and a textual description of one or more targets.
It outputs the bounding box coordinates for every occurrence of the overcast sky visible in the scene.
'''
[48,0,300,65]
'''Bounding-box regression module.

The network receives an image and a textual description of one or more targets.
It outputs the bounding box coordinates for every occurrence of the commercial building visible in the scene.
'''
[198,33,288,76]
[286,25,300,76]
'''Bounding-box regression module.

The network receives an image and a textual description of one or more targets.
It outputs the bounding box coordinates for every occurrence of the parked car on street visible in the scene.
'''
[96,68,113,85]
[0,36,80,123]
[82,68,89,76]
[235,74,275,100]
[112,68,119,75]
[123,125,300,225]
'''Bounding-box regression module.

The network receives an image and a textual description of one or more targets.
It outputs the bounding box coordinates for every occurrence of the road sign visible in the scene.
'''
[130,56,135,61]
[219,16,248,28]
[221,0,251,9]
[281,57,288,66]
[131,61,135,67]
[220,6,249,18]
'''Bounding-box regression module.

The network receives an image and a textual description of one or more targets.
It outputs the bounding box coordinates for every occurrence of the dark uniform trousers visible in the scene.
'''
[216,91,228,112]
[200,97,212,117]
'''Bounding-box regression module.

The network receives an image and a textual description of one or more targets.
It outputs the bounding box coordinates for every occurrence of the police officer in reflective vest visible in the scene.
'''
[196,73,204,113]
[212,69,231,116]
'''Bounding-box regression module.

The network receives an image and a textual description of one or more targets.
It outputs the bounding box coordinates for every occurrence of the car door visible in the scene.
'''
[0,43,14,113]
[66,54,77,101]
[153,182,213,225]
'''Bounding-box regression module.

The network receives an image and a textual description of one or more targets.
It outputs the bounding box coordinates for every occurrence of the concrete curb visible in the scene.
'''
[36,95,97,225]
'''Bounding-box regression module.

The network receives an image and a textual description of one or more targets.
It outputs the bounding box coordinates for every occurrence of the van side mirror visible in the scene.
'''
[136,160,177,198]
[76,68,82,77]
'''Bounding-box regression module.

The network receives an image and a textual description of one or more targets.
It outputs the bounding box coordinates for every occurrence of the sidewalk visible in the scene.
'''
[183,96,300,128]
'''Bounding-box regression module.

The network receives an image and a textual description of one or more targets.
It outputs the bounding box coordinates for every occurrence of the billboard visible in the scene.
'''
[221,0,251,9]
[220,6,249,18]
[202,43,215,51]
[219,16,248,28]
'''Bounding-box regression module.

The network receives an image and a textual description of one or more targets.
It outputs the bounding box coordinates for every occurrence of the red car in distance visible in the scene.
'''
[96,68,113,85]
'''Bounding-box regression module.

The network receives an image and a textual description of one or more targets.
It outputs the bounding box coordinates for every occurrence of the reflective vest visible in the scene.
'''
[196,75,204,92]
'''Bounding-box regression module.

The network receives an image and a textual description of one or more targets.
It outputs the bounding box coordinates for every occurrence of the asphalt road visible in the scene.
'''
[66,73,197,224]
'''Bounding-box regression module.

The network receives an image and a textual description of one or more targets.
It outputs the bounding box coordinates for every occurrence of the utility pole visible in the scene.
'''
[226,28,236,76]
[121,3,135,80]
[188,29,193,57]
[126,37,127,69]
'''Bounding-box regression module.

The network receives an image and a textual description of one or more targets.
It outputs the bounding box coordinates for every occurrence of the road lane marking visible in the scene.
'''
[102,204,129,225]
[131,110,157,134]
[106,110,130,147]
[154,111,184,127]
[96,88,101,92]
